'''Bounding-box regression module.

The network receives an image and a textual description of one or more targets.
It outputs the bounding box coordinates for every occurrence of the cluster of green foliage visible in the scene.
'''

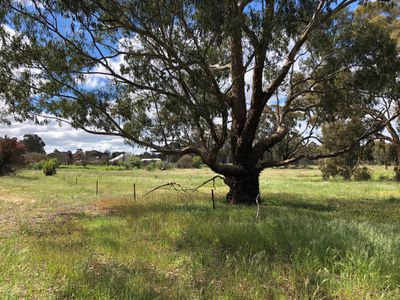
[176,154,194,169]
[21,134,46,154]
[42,158,60,176]
[144,161,163,171]
[28,160,46,171]
[373,141,398,167]
[319,159,373,181]
[192,156,202,168]
[176,154,202,169]
[353,166,372,181]
[116,156,164,171]
[120,155,141,169]
[102,165,127,171]
[116,155,202,171]
[319,119,369,180]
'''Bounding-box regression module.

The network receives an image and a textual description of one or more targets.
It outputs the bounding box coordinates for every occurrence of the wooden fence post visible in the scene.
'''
[211,189,215,209]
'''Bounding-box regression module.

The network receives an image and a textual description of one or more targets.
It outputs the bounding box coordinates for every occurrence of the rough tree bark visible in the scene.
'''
[395,147,400,182]
[224,169,261,204]
[384,121,400,182]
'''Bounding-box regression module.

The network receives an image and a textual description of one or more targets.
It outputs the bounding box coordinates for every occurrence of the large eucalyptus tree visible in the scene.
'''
[0,0,397,203]
[355,2,400,181]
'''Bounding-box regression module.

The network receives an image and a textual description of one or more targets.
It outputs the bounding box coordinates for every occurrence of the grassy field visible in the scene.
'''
[0,165,399,299]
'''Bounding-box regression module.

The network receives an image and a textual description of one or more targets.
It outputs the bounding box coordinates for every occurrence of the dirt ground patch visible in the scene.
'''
[0,188,35,204]
[0,194,35,204]
[0,190,103,238]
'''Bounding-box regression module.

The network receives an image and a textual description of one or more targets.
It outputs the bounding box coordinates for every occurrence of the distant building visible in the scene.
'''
[109,154,127,164]
[140,158,162,163]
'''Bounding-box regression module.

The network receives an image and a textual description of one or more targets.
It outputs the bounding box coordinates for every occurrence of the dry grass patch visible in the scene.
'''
[0,188,35,204]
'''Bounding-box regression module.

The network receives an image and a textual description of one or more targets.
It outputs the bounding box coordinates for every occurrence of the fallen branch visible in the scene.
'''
[192,175,225,191]
[143,182,190,196]
[143,175,225,197]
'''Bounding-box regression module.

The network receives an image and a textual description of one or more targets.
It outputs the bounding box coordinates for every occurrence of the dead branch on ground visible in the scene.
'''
[143,182,191,196]
[192,175,225,191]
[143,175,225,196]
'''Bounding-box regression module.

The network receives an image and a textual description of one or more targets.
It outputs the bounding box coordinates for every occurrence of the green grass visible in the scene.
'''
[0,165,399,299]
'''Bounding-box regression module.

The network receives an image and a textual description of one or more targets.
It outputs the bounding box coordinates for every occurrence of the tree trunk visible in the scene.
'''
[225,170,260,205]
[395,149,400,182]
[395,165,400,182]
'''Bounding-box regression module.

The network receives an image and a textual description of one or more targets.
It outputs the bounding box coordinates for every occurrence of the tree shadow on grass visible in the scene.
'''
[21,196,400,299]
[99,200,218,219]
[264,192,400,223]
[280,200,336,212]
[385,197,400,204]
[264,192,337,213]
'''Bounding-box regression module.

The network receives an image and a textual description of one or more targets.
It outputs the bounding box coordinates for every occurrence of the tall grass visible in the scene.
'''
[0,166,399,299]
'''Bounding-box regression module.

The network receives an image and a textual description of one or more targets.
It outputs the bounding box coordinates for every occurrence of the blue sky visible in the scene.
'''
[0,15,136,154]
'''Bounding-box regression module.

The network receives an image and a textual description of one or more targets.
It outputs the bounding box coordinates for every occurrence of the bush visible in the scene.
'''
[319,158,355,180]
[160,161,173,170]
[319,159,340,180]
[145,161,162,171]
[0,136,26,176]
[378,174,394,181]
[353,167,372,181]
[192,156,202,168]
[104,165,126,171]
[42,158,59,176]
[176,154,193,168]
[121,155,141,169]
[29,160,45,170]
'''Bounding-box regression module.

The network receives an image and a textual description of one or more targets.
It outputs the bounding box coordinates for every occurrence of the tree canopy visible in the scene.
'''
[0,0,398,202]
[22,133,46,154]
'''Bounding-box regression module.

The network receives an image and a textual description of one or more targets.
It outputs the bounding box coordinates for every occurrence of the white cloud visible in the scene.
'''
[1,24,15,36]
[0,119,141,154]
[83,74,107,89]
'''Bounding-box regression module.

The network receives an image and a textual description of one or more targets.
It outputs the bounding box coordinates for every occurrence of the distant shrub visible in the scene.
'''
[29,160,45,170]
[0,136,26,176]
[319,158,358,180]
[160,161,173,170]
[353,167,371,181]
[121,155,141,169]
[145,161,162,171]
[192,156,202,168]
[176,154,193,168]
[319,159,340,180]
[42,158,59,176]
[378,174,394,181]
[104,165,126,171]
